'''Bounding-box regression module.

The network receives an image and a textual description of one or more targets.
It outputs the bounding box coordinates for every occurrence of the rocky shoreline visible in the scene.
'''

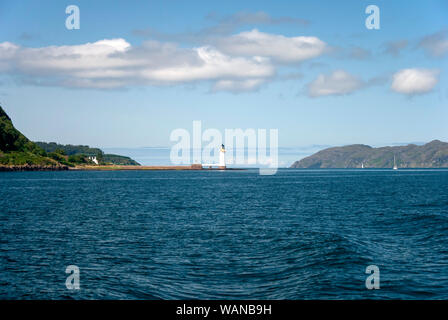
[0,165,69,171]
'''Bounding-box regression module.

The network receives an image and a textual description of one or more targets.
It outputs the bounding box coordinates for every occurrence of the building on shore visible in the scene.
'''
[88,156,99,165]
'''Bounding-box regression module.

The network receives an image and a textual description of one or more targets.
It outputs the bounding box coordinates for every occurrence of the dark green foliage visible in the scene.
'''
[46,152,73,167]
[0,151,56,166]
[1,106,36,152]
[35,141,103,156]
[102,154,140,165]
[0,105,58,166]
[1,106,140,167]
[35,141,140,165]
[68,154,90,164]
[96,151,105,165]
[48,152,65,162]
[1,105,149,167]
[54,148,66,156]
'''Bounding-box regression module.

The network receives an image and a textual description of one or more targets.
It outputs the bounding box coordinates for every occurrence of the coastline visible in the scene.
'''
[0,165,69,171]
[70,165,244,171]
[0,164,244,171]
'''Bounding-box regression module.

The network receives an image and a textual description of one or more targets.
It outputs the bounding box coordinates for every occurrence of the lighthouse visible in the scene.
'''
[219,144,226,169]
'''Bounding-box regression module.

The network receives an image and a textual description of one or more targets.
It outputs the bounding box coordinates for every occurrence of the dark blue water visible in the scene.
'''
[1,169,447,299]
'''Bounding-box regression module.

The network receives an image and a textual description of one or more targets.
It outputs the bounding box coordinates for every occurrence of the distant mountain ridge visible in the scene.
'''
[290,140,448,168]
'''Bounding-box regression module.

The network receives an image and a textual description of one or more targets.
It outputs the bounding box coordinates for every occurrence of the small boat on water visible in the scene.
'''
[393,155,398,170]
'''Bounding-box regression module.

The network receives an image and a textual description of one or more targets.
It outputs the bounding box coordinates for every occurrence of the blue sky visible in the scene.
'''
[0,0,447,153]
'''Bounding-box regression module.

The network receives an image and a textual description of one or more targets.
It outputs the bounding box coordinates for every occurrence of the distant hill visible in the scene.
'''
[0,105,139,169]
[35,142,102,156]
[102,153,140,166]
[290,140,448,168]
[35,142,140,166]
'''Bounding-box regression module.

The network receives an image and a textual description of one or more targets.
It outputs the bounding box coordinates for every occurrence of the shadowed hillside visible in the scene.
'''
[0,105,66,169]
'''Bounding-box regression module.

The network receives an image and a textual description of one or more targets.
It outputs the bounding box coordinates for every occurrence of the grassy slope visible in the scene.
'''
[0,106,63,167]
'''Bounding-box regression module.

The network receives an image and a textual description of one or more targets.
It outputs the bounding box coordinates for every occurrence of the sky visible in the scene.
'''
[0,0,447,155]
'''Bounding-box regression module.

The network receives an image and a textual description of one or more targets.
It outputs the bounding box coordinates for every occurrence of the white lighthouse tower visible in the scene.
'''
[219,144,226,169]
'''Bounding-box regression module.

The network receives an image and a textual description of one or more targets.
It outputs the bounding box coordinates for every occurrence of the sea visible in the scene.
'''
[0,169,447,299]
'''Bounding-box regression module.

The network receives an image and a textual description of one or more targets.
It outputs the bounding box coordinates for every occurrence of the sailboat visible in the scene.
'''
[393,155,398,170]
[361,162,364,169]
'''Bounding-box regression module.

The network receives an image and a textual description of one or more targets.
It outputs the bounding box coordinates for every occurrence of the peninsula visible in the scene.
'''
[291,141,448,168]
[0,105,140,171]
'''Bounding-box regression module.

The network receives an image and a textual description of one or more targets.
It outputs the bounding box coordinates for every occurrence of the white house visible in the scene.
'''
[88,156,99,165]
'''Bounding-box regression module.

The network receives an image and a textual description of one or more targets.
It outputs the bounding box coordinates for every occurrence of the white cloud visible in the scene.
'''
[139,46,273,83]
[216,29,327,63]
[307,70,364,97]
[0,31,330,93]
[391,68,439,95]
[0,38,274,91]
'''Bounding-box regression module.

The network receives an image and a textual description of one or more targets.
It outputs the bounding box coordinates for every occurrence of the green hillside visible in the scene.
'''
[0,106,63,168]
[0,107,42,154]
[36,142,140,166]
[35,142,103,156]
[291,140,448,168]
[102,153,140,166]
[0,106,139,169]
